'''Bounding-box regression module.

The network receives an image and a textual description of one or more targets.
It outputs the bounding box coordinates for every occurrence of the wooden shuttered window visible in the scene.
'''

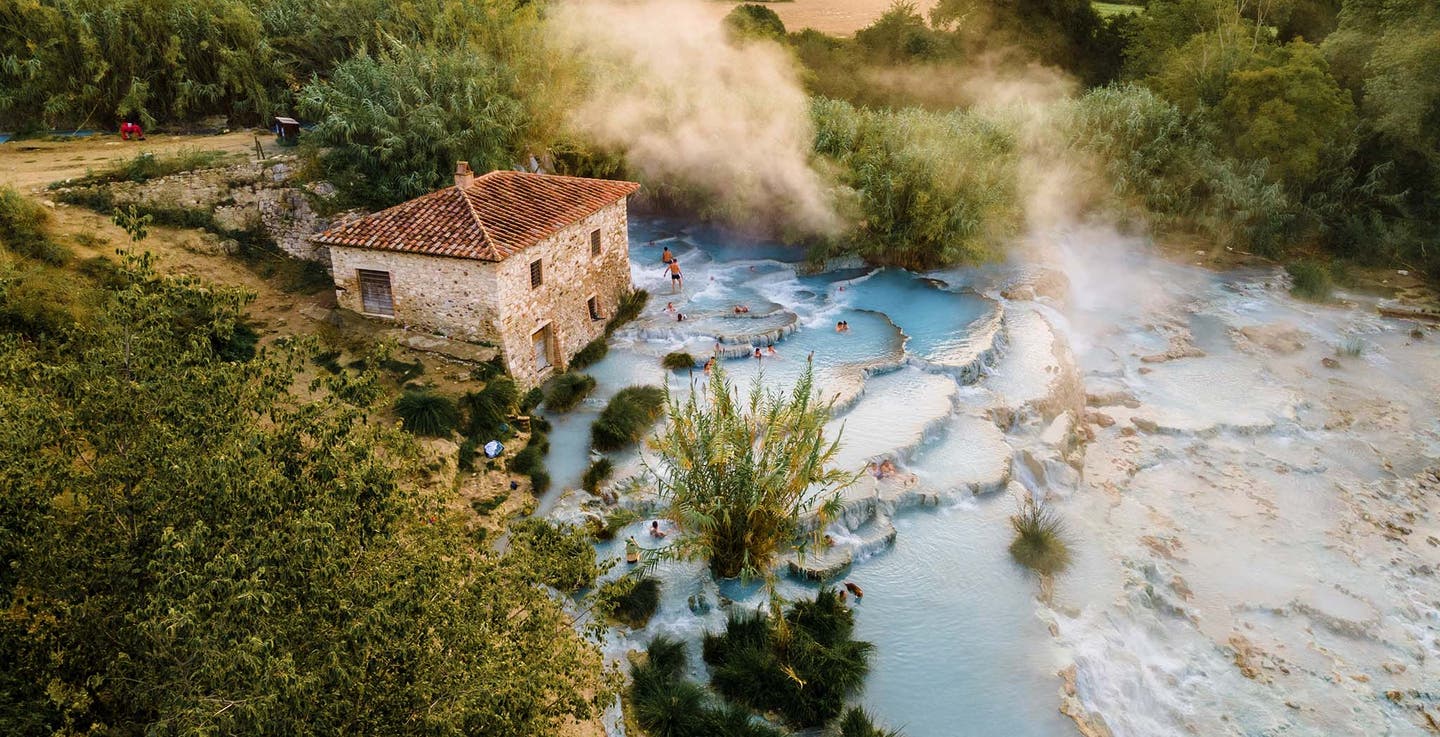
[357,269,395,316]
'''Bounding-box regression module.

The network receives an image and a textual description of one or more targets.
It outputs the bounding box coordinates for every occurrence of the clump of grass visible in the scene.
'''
[394,389,459,437]
[837,707,905,737]
[1008,505,1071,575]
[60,148,234,187]
[592,385,665,451]
[662,351,696,371]
[598,577,661,628]
[508,428,551,494]
[569,336,608,370]
[0,186,70,265]
[458,437,479,472]
[1286,260,1333,302]
[469,493,506,517]
[582,457,615,494]
[605,288,649,336]
[460,377,519,439]
[520,387,545,414]
[703,589,873,729]
[544,372,596,413]
[1335,337,1365,357]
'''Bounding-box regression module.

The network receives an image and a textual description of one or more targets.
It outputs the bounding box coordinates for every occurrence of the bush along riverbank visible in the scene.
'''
[626,590,904,737]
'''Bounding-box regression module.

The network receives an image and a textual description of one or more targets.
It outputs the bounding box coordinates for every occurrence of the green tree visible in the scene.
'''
[0,254,606,735]
[649,361,856,579]
[930,0,1124,85]
[1218,40,1355,190]
[724,4,787,42]
[299,40,531,208]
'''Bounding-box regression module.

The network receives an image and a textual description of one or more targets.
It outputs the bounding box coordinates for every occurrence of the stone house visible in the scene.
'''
[314,164,640,388]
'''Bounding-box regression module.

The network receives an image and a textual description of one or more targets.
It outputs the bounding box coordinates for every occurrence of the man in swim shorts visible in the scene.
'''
[666,259,683,292]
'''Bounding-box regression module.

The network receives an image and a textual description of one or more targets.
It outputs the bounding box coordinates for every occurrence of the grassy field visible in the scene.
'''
[1092,1,1144,17]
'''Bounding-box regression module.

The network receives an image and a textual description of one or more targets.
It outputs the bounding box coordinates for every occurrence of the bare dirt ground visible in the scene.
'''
[0,130,268,191]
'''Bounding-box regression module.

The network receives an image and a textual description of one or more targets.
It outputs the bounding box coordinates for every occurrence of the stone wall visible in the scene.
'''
[490,199,632,386]
[100,157,352,264]
[328,198,633,388]
[329,246,502,344]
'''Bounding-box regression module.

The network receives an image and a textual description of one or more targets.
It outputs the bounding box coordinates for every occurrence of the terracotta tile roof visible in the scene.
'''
[313,170,640,261]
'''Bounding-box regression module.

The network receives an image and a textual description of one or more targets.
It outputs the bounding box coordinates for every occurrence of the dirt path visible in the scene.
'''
[0,130,274,193]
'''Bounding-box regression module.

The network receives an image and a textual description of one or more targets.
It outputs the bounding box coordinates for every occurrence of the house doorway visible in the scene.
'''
[533,324,554,374]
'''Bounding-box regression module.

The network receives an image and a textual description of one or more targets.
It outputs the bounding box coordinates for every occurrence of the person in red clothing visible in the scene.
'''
[119,119,145,141]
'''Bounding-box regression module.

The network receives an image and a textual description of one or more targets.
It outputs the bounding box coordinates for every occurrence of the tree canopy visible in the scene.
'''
[0,245,607,735]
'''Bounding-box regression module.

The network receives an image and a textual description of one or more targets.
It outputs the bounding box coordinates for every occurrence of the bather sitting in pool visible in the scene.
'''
[733,304,749,314]
[649,520,667,539]
[753,347,763,360]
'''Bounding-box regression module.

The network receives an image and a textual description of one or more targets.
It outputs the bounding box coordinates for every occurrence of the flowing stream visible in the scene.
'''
[542,218,1440,737]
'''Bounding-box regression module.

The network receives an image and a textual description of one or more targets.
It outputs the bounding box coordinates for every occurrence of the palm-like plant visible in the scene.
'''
[648,360,857,579]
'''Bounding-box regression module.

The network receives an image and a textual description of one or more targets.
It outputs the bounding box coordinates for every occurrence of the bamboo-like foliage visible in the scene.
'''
[649,361,856,579]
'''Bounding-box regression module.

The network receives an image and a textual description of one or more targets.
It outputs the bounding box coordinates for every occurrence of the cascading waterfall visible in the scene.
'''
[542,218,1440,737]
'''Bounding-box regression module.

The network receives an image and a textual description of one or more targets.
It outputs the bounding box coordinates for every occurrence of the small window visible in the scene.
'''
[588,296,601,321]
[357,269,394,317]
[530,259,543,288]
[590,229,602,257]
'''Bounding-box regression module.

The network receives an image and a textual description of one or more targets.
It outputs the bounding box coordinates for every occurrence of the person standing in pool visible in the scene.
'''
[666,259,683,292]
[661,246,674,264]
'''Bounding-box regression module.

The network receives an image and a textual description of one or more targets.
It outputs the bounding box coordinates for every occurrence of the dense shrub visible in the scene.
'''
[1008,505,1071,575]
[661,352,695,371]
[212,320,259,362]
[569,337,608,370]
[605,289,649,336]
[592,385,665,451]
[588,506,637,541]
[508,426,551,494]
[393,389,459,437]
[506,518,602,592]
[810,98,1022,269]
[544,372,597,413]
[630,638,785,737]
[582,457,614,494]
[1286,260,1333,301]
[703,589,873,729]
[0,267,89,337]
[0,186,70,265]
[598,577,661,628]
[724,4,786,41]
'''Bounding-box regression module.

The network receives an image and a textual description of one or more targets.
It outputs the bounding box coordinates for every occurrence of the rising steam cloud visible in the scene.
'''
[549,0,838,235]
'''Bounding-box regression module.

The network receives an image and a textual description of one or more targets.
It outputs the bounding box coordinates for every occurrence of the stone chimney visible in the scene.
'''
[454,161,474,188]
